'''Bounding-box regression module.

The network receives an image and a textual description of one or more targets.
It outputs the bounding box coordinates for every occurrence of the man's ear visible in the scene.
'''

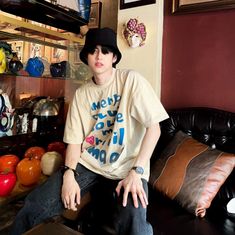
[112,55,117,64]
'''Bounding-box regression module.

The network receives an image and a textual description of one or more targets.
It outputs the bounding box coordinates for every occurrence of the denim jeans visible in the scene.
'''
[10,164,153,235]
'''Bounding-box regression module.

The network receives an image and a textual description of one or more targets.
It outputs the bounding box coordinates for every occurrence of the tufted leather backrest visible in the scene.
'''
[157,107,235,154]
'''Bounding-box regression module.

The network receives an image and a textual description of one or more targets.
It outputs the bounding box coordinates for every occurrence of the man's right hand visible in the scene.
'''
[61,169,80,211]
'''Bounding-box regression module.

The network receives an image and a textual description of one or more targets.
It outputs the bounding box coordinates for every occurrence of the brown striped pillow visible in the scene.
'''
[150,131,235,217]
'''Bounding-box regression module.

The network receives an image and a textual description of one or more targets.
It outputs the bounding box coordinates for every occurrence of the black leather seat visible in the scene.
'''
[64,107,235,235]
[148,107,235,235]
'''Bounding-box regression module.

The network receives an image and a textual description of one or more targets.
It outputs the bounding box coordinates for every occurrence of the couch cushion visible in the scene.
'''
[149,131,235,217]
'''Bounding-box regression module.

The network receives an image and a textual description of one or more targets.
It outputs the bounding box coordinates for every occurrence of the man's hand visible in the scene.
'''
[116,170,148,208]
[61,170,80,211]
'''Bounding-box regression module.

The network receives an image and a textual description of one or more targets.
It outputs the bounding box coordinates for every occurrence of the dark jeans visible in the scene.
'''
[10,164,153,235]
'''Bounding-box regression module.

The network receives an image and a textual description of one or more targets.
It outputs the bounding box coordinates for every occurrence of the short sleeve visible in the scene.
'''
[63,92,84,144]
[130,73,169,127]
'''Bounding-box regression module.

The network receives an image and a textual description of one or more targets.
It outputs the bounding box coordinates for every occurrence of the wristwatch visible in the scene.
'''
[131,166,144,175]
[61,165,79,177]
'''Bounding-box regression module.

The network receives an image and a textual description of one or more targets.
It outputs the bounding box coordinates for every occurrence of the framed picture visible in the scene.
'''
[120,0,156,9]
[88,2,102,29]
[172,0,235,14]
[51,40,68,63]
[29,42,45,59]
[8,41,24,62]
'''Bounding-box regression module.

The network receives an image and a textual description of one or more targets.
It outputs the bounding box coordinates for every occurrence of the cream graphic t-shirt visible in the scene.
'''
[63,69,169,181]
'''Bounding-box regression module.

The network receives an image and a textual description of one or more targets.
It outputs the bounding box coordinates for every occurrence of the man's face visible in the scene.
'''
[87,45,117,76]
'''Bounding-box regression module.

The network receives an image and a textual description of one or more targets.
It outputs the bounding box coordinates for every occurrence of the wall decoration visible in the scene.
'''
[29,43,44,58]
[51,40,68,63]
[8,41,24,62]
[120,0,156,9]
[123,18,147,48]
[172,0,235,14]
[0,48,6,74]
[88,2,102,28]
[51,47,67,63]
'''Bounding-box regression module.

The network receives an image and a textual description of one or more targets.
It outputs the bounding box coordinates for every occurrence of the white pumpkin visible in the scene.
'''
[41,151,63,176]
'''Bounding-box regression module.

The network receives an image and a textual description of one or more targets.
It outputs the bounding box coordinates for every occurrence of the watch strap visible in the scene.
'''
[131,166,144,175]
[61,165,79,177]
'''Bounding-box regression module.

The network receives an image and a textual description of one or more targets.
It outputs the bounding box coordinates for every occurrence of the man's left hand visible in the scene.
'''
[115,171,148,208]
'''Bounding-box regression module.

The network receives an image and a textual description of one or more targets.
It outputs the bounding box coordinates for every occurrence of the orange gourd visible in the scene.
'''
[24,146,45,160]
[16,158,41,186]
[0,154,20,173]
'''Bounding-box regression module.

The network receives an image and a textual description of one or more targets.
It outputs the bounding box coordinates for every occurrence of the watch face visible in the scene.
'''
[133,166,144,175]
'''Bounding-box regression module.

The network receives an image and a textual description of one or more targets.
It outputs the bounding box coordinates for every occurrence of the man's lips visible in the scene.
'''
[95,62,103,67]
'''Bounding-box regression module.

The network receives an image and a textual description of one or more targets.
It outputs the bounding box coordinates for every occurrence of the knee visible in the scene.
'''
[117,196,147,221]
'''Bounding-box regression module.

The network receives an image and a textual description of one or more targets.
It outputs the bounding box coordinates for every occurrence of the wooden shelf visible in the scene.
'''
[0,74,83,107]
[0,0,88,35]
[0,13,84,44]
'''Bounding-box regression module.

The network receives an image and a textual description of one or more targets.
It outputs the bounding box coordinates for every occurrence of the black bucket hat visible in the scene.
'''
[79,27,122,66]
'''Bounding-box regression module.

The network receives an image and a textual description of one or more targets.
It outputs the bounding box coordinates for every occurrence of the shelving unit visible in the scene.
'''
[0,3,91,233]
[0,13,84,45]
[0,10,89,140]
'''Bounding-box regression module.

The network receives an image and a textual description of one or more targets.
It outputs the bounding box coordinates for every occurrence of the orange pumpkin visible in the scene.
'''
[0,154,20,173]
[16,158,41,186]
[24,146,46,160]
[47,141,66,156]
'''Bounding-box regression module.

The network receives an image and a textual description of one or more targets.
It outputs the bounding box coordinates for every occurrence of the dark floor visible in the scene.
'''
[0,201,81,235]
[0,199,113,235]
[0,200,24,235]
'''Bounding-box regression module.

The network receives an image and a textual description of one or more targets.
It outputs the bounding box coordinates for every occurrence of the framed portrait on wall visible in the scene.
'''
[120,0,156,9]
[51,48,68,63]
[88,2,102,28]
[29,42,45,58]
[51,41,68,63]
[172,0,235,14]
[8,41,24,61]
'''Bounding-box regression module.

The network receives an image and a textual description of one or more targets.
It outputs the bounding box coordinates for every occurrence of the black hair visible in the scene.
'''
[84,45,117,62]
[87,45,115,54]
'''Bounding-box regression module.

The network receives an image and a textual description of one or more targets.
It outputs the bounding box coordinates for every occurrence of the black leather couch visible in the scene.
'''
[61,107,235,235]
[147,107,235,235]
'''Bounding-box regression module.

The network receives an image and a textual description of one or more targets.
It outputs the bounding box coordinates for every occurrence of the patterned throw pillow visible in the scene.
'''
[149,131,235,217]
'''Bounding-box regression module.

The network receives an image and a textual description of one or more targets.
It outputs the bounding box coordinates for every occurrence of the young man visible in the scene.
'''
[10,28,168,235]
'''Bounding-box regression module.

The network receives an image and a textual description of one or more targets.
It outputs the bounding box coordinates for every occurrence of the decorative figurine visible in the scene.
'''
[8,52,23,74]
[0,41,12,73]
[123,18,147,48]
[0,48,6,73]
[0,91,14,136]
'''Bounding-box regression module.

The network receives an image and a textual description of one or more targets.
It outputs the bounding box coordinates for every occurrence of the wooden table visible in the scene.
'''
[23,222,84,235]
[0,175,91,234]
[0,175,48,232]
[0,175,47,207]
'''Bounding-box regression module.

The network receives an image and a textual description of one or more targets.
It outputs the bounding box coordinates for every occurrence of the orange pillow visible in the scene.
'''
[150,131,235,217]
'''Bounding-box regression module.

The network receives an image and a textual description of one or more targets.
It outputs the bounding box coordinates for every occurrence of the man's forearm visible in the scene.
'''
[64,143,81,169]
[134,123,161,167]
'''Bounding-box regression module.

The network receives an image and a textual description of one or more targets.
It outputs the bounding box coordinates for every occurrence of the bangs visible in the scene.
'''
[101,46,115,54]
[86,45,115,55]
[86,45,96,54]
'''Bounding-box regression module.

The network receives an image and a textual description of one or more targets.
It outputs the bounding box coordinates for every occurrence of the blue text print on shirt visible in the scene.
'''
[86,93,125,164]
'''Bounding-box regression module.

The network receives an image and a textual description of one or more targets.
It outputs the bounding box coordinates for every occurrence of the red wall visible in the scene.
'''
[161,0,235,112]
